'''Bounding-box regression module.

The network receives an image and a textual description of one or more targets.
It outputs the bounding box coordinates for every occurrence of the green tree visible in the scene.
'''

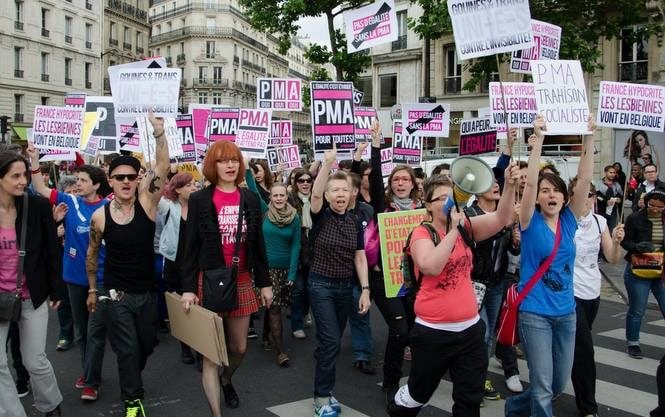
[238,0,372,81]
[408,0,660,91]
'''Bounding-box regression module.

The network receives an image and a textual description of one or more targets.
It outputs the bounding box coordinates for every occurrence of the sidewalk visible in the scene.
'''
[600,260,660,309]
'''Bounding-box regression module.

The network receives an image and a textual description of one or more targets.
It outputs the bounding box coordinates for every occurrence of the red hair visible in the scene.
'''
[162,172,194,201]
[202,141,245,186]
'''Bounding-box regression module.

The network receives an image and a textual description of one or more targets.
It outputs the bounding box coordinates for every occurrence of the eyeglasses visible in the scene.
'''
[391,176,412,183]
[644,170,657,174]
[428,195,448,204]
[217,159,240,165]
[111,174,139,182]
[297,178,312,184]
[647,203,665,210]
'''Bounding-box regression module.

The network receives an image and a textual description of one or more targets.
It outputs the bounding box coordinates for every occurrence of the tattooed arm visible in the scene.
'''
[86,207,105,313]
[140,113,170,220]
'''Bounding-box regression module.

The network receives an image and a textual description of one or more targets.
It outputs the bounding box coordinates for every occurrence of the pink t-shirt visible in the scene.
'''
[212,188,249,275]
[411,224,476,324]
[0,227,30,299]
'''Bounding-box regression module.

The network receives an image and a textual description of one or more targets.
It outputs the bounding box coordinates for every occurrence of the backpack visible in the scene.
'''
[401,222,440,295]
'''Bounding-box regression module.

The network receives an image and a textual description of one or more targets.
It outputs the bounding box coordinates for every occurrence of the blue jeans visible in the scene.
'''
[624,264,665,345]
[308,273,354,397]
[479,282,504,354]
[349,285,373,362]
[291,267,309,332]
[505,311,576,417]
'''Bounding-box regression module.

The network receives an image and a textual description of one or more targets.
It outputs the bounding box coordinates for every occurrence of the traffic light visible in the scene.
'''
[0,116,9,135]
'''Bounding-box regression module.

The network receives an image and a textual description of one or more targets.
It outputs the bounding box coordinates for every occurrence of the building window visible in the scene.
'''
[41,96,49,105]
[480,72,500,93]
[213,92,222,105]
[356,77,373,106]
[166,22,172,32]
[392,11,407,51]
[198,66,207,82]
[110,22,117,42]
[65,16,72,43]
[136,32,142,48]
[206,41,215,59]
[207,18,215,29]
[124,27,130,44]
[41,53,49,80]
[198,92,208,104]
[85,23,92,48]
[379,74,397,107]
[443,45,461,95]
[85,62,92,88]
[14,47,22,74]
[14,94,23,117]
[619,26,648,83]
[179,42,184,55]
[65,58,72,85]
[213,66,223,83]
[41,8,49,36]
[15,1,23,29]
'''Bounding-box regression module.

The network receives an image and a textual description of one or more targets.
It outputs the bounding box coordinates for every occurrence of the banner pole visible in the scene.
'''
[620,134,633,224]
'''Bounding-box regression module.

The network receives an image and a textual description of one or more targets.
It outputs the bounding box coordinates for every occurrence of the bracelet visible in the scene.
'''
[153,129,165,138]
[361,286,370,291]
[31,168,41,174]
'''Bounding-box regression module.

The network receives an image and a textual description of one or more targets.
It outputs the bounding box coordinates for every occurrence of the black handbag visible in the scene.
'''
[0,193,29,322]
[201,192,244,312]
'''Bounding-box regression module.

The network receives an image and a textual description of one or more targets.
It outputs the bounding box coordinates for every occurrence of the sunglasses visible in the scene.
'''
[111,174,139,182]
[297,178,312,184]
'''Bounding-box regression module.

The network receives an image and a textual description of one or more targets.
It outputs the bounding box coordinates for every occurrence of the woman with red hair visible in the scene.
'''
[180,141,272,417]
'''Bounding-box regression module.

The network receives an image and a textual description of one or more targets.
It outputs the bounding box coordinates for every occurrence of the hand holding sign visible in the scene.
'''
[534,114,547,138]
[148,111,165,136]
[324,139,337,166]
[370,119,381,147]
[586,113,596,135]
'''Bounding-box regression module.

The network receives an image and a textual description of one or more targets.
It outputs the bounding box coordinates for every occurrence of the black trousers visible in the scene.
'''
[652,354,665,417]
[370,270,415,388]
[571,296,600,416]
[407,321,487,417]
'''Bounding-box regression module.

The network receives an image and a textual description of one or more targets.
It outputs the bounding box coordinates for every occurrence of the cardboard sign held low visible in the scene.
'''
[165,292,228,367]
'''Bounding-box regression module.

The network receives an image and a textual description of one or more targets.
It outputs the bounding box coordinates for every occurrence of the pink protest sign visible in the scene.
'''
[269,120,293,146]
[310,81,356,160]
[208,107,239,142]
[354,106,377,142]
[597,81,665,132]
[235,108,272,159]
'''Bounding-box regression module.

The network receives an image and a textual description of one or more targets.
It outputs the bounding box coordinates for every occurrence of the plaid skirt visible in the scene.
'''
[197,270,259,318]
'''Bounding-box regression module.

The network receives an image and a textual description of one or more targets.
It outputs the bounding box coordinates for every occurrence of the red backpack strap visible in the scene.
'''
[515,219,562,305]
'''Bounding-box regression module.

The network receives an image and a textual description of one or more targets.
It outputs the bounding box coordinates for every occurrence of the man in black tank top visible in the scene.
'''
[85,114,171,417]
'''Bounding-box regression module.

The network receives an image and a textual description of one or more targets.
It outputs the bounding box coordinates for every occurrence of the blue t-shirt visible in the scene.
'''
[519,206,577,316]
[53,190,107,286]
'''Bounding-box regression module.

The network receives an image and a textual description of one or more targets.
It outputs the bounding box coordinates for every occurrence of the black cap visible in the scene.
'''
[108,155,141,176]
[644,190,665,205]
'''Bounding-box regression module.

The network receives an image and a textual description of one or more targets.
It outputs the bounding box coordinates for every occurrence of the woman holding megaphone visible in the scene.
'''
[505,114,597,417]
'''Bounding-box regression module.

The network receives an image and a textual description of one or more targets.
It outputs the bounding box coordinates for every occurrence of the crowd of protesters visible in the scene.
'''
[0,112,664,417]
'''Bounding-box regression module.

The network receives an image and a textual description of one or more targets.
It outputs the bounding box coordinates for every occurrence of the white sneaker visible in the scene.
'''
[506,375,523,393]
[292,329,306,339]
[304,314,313,328]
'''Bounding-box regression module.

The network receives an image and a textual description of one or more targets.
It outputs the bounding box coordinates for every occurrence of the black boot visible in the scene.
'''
[386,402,421,417]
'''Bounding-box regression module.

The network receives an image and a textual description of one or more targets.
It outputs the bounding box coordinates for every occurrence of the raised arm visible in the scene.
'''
[519,115,546,230]
[86,208,104,313]
[569,116,596,218]
[311,141,336,214]
[26,143,53,199]
[244,161,268,213]
[469,163,519,241]
[139,114,171,217]
[601,222,625,263]
[411,209,465,276]
[368,119,386,214]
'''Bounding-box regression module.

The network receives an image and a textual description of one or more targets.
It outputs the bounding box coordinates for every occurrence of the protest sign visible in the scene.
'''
[531,60,591,135]
[188,104,212,161]
[208,107,239,142]
[354,107,377,142]
[32,106,84,151]
[118,121,141,152]
[402,103,450,137]
[136,116,182,163]
[269,120,293,146]
[178,162,203,181]
[447,0,533,60]
[459,117,497,155]
[310,81,356,160]
[176,114,196,163]
[107,57,167,94]
[344,0,398,53]
[111,68,181,118]
[79,112,101,157]
[85,96,118,154]
[597,81,665,132]
[510,20,562,74]
[353,89,364,106]
[267,145,302,172]
[480,106,507,140]
[378,209,428,298]
[392,121,422,166]
[381,147,395,180]
[489,82,538,128]
[257,78,302,111]
[235,108,272,159]
[64,93,86,108]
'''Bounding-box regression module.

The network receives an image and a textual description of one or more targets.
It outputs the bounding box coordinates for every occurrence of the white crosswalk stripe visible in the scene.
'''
[598,327,665,347]
[649,319,665,327]
[267,398,370,417]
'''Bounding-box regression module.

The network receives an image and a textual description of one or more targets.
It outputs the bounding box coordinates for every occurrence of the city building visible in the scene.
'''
[0,0,103,141]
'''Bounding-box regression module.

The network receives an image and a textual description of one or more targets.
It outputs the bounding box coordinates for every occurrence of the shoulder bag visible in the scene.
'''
[0,193,29,322]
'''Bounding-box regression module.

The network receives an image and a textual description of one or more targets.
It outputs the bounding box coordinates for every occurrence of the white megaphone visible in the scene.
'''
[442,156,495,215]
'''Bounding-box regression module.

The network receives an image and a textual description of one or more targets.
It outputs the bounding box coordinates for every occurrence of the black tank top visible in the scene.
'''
[103,199,156,293]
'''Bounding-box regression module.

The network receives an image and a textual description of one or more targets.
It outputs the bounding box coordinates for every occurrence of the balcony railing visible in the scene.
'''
[150,26,268,52]
[14,113,24,123]
[41,28,49,37]
[86,2,93,10]
[176,53,186,63]
[443,76,461,95]
[123,42,132,50]
[232,80,243,89]
[391,35,407,51]
[619,61,648,83]
[14,21,23,30]
[165,57,172,64]
[65,35,72,44]
[65,78,72,86]
[193,78,229,88]
[86,81,92,89]
[86,41,92,49]
[41,74,49,82]
[14,69,23,78]
[136,46,144,53]
[149,2,244,22]
[244,83,255,93]
[233,56,239,65]
[106,0,148,23]
[109,38,118,46]
[213,78,228,87]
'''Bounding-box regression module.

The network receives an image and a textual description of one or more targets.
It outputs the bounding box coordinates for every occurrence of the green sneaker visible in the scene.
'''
[484,379,500,400]
[124,399,147,417]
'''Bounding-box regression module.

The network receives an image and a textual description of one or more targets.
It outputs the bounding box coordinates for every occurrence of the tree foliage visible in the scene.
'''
[238,0,372,81]
[408,0,661,91]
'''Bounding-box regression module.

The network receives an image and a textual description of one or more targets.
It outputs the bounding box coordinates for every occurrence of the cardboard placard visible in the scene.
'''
[402,103,450,137]
[257,78,302,111]
[136,116,182,163]
[79,112,101,157]
[510,19,562,74]
[392,121,421,166]
[266,145,302,171]
[489,82,538,128]
[32,106,84,151]
[165,292,228,367]
[459,117,497,155]
[235,108,272,159]
[85,96,118,154]
[188,104,212,162]
[207,107,239,142]
[354,107,378,143]
[310,81,356,160]
[64,93,86,108]
[531,60,591,135]
[447,0,533,60]
[596,81,665,132]
[111,68,181,118]
[378,209,428,298]
[344,0,398,53]
[269,120,293,146]
[176,114,197,163]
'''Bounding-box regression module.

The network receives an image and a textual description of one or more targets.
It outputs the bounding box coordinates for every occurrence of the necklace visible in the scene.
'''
[112,199,135,225]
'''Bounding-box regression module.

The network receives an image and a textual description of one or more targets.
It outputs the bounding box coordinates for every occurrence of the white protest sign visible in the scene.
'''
[402,103,450,137]
[257,78,302,111]
[310,81,356,160]
[393,121,421,166]
[510,20,561,74]
[176,114,197,163]
[447,0,533,60]
[597,81,665,132]
[354,107,378,142]
[111,68,181,118]
[269,120,293,146]
[235,108,272,159]
[32,106,84,151]
[489,82,538,128]
[136,117,182,163]
[531,60,591,135]
[343,0,398,53]
[266,145,302,171]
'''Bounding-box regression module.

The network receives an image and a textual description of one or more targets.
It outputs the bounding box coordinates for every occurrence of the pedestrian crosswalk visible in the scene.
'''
[266,318,663,417]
